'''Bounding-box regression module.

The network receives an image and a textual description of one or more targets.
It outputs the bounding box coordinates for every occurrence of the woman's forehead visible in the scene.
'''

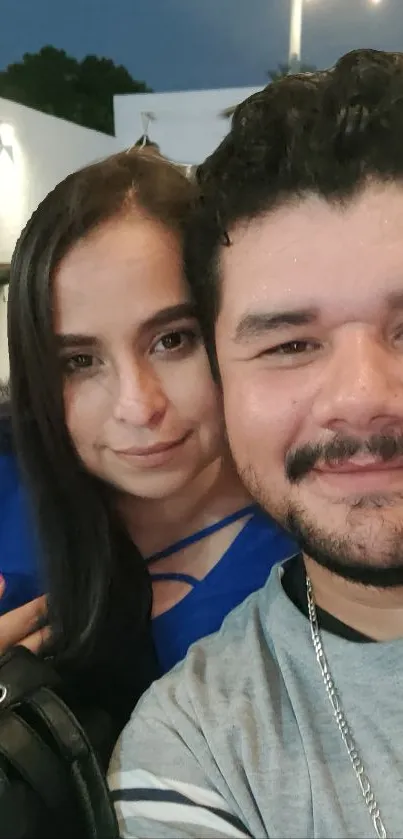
[53,218,189,338]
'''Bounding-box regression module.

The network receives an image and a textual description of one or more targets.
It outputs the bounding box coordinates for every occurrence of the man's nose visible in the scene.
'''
[312,329,402,435]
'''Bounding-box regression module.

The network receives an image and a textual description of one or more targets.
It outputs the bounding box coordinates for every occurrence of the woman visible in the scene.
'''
[0,149,296,731]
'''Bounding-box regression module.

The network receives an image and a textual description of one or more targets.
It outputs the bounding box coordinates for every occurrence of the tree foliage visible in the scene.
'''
[0,46,152,134]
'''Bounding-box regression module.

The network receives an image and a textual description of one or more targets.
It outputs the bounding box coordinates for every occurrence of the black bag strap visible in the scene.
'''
[0,646,118,838]
[0,709,77,810]
[28,686,119,837]
[0,645,60,706]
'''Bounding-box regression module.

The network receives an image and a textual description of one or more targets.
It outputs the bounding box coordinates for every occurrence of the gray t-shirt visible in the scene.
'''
[109,561,403,838]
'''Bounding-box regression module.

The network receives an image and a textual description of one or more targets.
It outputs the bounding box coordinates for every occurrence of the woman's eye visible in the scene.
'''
[393,326,403,344]
[264,340,319,356]
[63,353,96,374]
[153,329,198,355]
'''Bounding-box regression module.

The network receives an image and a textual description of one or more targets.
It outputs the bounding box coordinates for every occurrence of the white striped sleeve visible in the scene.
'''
[107,640,259,839]
[109,768,251,839]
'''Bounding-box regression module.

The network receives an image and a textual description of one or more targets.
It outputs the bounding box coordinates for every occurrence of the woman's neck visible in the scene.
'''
[117,456,252,558]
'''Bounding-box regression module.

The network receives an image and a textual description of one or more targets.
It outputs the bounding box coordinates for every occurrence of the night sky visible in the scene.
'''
[1,0,402,92]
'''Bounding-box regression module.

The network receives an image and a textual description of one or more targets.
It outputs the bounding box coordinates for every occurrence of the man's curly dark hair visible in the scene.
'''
[184,48,403,376]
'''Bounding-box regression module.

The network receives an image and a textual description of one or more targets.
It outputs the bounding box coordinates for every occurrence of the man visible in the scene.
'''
[108,48,403,838]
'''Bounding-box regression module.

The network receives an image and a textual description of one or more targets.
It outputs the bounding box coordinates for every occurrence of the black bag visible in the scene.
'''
[0,646,119,838]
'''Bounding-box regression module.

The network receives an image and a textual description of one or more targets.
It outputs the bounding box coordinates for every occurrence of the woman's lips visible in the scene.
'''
[112,432,191,468]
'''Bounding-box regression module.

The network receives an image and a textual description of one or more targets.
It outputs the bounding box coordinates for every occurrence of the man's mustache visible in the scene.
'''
[285,434,403,484]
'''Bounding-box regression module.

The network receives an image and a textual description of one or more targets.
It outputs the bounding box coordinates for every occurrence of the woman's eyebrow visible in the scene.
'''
[55,303,197,349]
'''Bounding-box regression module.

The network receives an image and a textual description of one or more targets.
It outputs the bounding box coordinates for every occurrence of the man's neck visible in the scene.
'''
[304,556,403,641]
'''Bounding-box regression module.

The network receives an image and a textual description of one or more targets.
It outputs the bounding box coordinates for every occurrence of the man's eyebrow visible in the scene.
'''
[233,309,318,343]
[55,304,197,349]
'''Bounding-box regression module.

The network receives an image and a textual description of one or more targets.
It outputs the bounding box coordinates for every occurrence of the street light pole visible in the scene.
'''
[288,0,304,74]
[287,0,383,75]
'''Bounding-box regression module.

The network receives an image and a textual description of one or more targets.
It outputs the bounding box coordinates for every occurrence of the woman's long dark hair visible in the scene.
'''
[8,150,196,666]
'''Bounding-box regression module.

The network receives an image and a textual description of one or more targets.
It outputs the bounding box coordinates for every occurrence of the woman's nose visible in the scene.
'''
[113,362,168,428]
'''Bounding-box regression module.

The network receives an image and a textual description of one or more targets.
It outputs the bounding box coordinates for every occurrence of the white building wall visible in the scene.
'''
[0,99,119,378]
[0,98,118,264]
[113,86,260,165]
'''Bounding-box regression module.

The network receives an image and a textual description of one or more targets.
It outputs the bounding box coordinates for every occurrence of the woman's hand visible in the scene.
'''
[0,576,50,655]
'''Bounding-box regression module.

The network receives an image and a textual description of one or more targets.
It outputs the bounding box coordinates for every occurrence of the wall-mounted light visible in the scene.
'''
[0,123,15,162]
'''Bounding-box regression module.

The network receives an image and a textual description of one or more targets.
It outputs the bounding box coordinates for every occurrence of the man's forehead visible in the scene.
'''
[222,186,403,254]
[217,184,403,321]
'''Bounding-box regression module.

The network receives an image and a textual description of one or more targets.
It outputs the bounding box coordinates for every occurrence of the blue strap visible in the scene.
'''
[146,504,257,564]
[150,572,198,585]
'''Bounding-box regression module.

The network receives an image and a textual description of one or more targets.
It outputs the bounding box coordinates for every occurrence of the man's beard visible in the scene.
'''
[285,504,403,588]
[238,429,403,588]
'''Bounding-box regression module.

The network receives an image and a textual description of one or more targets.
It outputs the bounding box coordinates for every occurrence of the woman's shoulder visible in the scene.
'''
[0,415,20,496]
[0,404,13,455]
[0,410,20,498]
[0,410,40,601]
[237,507,297,555]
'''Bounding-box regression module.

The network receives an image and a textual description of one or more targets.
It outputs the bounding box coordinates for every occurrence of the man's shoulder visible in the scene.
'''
[110,571,294,838]
[146,574,281,716]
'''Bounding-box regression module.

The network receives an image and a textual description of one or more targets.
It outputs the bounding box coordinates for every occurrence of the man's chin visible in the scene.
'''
[308,552,403,588]
[304,471,403,508]
[345,492,403,511]
[285,505,403,589]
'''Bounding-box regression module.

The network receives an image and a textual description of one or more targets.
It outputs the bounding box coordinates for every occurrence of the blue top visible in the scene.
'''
[0,441,297,673]
[150,506,297,674]
[0,451,41,614]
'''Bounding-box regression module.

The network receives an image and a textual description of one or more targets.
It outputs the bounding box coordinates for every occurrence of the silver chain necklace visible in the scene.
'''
[306,575,388,839]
